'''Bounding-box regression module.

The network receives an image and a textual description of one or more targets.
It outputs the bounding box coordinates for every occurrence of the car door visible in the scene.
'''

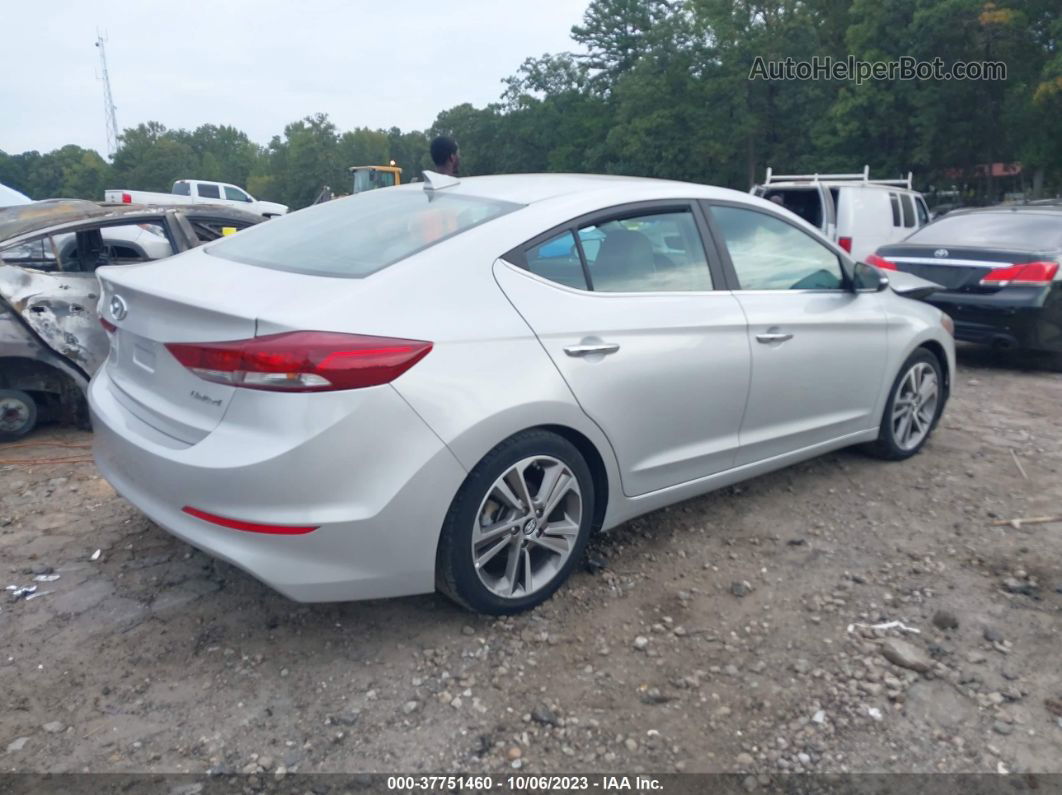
[494,202,751,497]
[703,201,889,465]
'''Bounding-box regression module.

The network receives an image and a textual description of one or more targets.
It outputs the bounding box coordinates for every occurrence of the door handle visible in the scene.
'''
[564,342,620,357]
[755,332,794,344]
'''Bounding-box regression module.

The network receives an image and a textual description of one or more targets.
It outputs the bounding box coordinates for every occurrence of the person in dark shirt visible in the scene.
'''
[430,136,461,177]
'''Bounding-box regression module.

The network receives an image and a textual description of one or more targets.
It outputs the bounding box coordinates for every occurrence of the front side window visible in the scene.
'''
[197,183,221,199]
[223,186,250,202]
[711,205,844,290]
[208,189,520,277]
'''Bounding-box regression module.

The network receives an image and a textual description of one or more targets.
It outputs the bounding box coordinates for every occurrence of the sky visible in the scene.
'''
[0,0,588,156]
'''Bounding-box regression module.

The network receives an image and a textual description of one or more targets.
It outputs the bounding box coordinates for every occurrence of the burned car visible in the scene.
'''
[0,201,261,439]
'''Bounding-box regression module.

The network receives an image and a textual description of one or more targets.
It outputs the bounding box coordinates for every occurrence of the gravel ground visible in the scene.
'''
[1,345,1060,777]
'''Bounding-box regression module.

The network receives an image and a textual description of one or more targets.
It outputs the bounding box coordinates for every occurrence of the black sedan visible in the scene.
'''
[867,205,1061,352]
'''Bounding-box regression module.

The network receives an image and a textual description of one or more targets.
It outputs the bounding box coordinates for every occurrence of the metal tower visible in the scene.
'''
[95,32,119,157]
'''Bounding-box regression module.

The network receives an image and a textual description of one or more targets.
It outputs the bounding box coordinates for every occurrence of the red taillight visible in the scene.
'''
[165,331,433,392]
[182,506,317,535]
[865,253,898,271]
[121,192,132,204]
[979,261,1059,287]
[100,316,117,333]
[838,236,852,253]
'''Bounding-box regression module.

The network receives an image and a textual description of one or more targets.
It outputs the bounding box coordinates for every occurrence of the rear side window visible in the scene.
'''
[208,189,520,277]
[900,194,915,227]
[518,208,713,293]
[889,193,901,226]
[526,231,587,289]
[197,183,221,199]
[579,211,712,292]
[172,182,190,196]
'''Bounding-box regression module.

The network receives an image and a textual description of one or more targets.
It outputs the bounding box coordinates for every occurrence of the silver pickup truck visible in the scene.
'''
[0,200,261,440]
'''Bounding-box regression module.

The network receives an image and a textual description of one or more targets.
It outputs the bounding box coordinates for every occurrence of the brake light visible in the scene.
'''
[99,316,116,333]
[865,253,898,271]
[979,261,1058,287]
[838,236,852,253]
[122,192,132,204]
[182,506,318,535]
[165,331,432,392]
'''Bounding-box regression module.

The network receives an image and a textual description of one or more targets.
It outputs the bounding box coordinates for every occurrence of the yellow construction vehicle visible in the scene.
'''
[350,161,402,194]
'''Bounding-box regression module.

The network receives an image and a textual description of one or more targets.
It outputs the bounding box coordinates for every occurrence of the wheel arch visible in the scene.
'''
[917,339,951,403]
[536,423,610,534]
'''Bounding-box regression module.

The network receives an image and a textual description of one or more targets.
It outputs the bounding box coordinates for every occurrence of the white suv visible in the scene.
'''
[751,166,930,263]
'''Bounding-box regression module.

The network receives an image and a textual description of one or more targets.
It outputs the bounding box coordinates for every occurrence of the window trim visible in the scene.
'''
[700,199,856,294]
[889,193,901,227]
[503,200,726,294]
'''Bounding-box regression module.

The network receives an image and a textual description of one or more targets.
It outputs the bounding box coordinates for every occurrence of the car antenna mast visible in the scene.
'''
[95,31,120,159]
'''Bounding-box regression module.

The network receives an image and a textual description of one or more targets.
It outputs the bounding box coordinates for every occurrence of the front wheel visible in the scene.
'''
[865,349,943,460]
[436,430,594,615]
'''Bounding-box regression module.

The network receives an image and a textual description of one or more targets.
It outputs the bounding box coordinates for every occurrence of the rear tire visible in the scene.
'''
[864,349,943,460]
[0,389,38,442]
[436,430,594,615]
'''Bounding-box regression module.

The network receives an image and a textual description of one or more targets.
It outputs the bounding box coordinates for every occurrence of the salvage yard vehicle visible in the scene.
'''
[868,205,1062,352]
[0,201,261,440]
[751,166,930,263]
[350,164,403,193]
[89,172,955,614]
[105,180,288,218]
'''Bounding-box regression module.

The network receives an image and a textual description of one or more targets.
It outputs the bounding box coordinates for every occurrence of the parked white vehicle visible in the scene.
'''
[751,166,930,263]
[105,180,288,218]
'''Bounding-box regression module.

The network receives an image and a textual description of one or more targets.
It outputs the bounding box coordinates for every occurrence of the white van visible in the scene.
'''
[750,166,930,263]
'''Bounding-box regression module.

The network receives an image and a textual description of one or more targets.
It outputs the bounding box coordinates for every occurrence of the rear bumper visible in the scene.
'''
[927,285,1060,351]
[89,371,467,602]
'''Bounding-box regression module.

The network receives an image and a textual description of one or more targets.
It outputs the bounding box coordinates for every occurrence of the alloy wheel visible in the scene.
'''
[891,361,939,451]
[470,455,582,599]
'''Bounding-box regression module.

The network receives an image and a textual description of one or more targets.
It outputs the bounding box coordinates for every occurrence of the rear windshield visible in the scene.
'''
[907,212,1062,249]
[207,189,521,277]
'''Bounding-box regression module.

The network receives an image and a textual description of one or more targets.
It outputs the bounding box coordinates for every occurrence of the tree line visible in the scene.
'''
[2,0,1059,210]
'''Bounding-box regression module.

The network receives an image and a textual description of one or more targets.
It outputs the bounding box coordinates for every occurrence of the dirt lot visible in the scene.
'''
[1,346,1060,778]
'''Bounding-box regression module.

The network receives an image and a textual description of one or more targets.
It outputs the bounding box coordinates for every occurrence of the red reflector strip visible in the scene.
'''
[838,236,852,253]
[182,506,318,535]
[100,316,117,333]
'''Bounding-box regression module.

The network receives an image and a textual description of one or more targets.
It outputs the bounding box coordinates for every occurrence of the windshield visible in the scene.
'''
[907,212,1062,250]
[207,188,521,277]
[353,169,397,192]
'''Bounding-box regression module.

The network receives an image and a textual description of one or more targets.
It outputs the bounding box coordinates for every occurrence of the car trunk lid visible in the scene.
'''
[95,248,361,445]
[874,244,1043,292]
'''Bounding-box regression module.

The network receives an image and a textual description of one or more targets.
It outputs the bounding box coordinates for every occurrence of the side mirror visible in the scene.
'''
[853,261,889,292]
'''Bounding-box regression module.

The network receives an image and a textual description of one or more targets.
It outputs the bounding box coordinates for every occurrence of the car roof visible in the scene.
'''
[400,173,747,205]
[0,200,260,244]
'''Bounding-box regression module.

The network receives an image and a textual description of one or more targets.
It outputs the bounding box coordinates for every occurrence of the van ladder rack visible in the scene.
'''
[763,165,912,190]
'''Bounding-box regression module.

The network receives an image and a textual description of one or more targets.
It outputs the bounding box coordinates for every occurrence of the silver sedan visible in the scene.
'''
[89,173,955,614]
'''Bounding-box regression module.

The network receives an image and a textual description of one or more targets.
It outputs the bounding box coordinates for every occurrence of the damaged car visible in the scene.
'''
[0,201,261,440]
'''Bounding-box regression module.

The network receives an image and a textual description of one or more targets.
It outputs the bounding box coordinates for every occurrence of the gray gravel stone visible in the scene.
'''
[881,638,932,673]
